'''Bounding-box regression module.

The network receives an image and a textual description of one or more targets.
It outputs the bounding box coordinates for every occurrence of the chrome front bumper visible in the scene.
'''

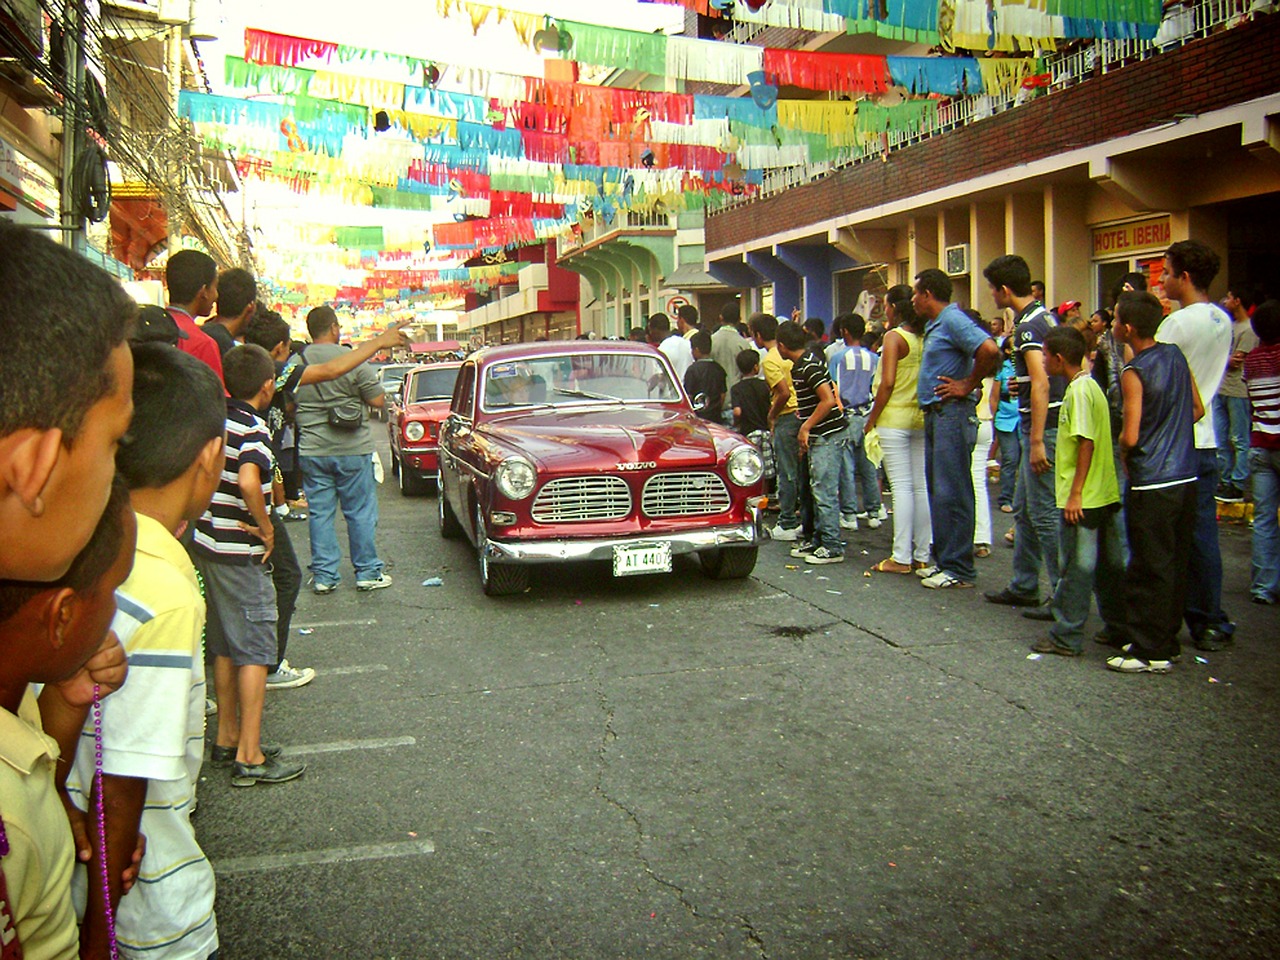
[483,499,764,565]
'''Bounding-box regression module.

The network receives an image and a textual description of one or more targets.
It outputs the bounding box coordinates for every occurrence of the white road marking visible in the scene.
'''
[283,736,415,757]
[317,664,390,676]
[213,840,435,876]
[292,618,379,629]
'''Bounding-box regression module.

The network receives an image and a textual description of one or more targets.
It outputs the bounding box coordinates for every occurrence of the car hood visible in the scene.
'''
[404,399,452,418]
[479,407,730,471]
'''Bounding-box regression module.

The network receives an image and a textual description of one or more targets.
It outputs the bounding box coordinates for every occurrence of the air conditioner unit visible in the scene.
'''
[944,243,970,277]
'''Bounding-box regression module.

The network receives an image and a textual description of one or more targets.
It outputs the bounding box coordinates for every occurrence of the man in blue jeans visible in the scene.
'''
[1155,240,1235,651]
[981,254,1066,619]
[912,269,1000,589]
[295,306,392,593]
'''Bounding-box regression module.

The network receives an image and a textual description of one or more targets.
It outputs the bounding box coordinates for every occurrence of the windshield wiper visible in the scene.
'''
[552,388,621,402]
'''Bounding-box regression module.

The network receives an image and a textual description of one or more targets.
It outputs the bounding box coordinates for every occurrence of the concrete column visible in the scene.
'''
[1044,183,1091,310]
[746,250,801,320]
[970,201,1005,316]
[775,244,857,333]
[1006,193,1045,291]
[908,215,938,279]
[1186,206,1230,301]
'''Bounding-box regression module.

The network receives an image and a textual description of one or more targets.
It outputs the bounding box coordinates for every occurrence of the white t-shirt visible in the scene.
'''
[659,333,693,380]
[67,516,215,960]
[1156,301,1232,449]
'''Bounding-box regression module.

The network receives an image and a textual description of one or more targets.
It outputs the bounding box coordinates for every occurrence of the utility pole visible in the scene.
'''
[166,21,185,254]
[59,0,87,249]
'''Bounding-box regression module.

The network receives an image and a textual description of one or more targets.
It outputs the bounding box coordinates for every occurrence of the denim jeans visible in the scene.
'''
[1009,425,1061,598]
[807,432,846,554]
[301,454,384,585]
[995,427,1020,507]
[773,414,802,531]
[1214,394,1251,487]
[838,412,882,519]
[924,400,979,581]
[1249,447,1280,603]
[1185,448,1234,639]
[1049,509,1126,652]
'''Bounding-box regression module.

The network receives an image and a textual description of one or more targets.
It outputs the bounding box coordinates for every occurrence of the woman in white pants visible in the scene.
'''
[865,285,931,573]
[971,377,995,556]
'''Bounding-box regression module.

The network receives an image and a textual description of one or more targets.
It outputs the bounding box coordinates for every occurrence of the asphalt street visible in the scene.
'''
[198,438,1280,959]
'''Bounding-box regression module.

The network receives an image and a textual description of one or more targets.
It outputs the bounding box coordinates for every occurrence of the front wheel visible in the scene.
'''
[398,460,428,497]
[699,546,759,580]
[438,480,463,539]
[476,502,528,596]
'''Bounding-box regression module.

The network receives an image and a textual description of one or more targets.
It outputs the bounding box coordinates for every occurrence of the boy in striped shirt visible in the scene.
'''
[193,345,306,789]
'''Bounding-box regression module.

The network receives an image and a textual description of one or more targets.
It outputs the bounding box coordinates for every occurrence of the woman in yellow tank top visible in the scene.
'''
[865,285,932,573]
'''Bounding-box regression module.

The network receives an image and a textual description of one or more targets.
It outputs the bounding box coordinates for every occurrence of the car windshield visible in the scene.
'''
[411,367,459,402]
[481,353,680,411]
[379,365,412,387]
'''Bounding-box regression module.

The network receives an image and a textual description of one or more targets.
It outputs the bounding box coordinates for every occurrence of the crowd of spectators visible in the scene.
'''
[0,222,406,959]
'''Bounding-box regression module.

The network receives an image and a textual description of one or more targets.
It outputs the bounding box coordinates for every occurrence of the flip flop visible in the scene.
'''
[869,558,913,574]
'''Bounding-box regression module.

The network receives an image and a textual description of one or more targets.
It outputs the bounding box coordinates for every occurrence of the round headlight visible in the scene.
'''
[494,456,537,500]
[726,445,764,487]
[404,421,426,442]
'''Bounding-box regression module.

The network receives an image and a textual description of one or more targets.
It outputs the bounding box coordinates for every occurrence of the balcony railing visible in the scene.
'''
[711,0,1261,213]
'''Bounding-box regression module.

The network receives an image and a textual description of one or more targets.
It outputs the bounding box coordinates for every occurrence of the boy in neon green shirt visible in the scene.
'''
[1032,326,1125,656]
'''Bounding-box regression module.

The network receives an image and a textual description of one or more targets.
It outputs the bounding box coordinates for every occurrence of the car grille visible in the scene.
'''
[531,476,632,523]
[642,473,731,517]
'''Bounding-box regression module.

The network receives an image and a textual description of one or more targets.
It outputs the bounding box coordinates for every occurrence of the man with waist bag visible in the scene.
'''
[828,312,884,530]
[295,305,392,594]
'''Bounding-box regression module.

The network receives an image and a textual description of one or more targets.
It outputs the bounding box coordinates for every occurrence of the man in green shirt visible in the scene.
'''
[1032,326,1126,656]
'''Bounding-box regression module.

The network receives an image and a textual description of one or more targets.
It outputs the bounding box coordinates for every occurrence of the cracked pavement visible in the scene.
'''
[200,451,1280,958]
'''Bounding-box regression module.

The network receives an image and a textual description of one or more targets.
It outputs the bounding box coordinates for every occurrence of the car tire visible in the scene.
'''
[699,546,759,580]
[475,502,528,597]
[398,460,427,497]
[438,481,463,539]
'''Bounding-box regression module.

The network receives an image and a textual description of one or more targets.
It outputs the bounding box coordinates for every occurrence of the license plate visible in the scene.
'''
[612,542,673,577]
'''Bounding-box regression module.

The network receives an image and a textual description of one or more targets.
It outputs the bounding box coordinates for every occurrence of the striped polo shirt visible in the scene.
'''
[791,347,847,438]
[1244,340,1280,450]
[193,399,273,563]
[67,513,217,959]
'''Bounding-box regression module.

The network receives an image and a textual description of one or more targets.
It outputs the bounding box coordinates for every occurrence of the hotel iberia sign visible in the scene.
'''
[1092,217,1172,258]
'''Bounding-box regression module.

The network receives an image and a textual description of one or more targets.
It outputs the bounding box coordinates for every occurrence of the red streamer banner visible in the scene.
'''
[245,27,339,67]
[762,48,890,96]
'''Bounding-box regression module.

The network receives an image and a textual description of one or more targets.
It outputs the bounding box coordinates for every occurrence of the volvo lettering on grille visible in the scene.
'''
[616,461,656,471]
[641,473,731,517]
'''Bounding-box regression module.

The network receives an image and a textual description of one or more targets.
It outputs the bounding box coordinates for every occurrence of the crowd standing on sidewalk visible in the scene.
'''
[0,214,1276,959]
[0,222,406,959]
[731,237,1275,673]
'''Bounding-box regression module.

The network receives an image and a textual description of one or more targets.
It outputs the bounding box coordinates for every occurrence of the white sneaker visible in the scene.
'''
[872,505,889,521]
[356,573,393,591]
[789,540,816,558]
[864,510,883,529]
[266,659,316,690]
[769,524,802,542]
[914,564,939,579]
[839,515,859,530]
